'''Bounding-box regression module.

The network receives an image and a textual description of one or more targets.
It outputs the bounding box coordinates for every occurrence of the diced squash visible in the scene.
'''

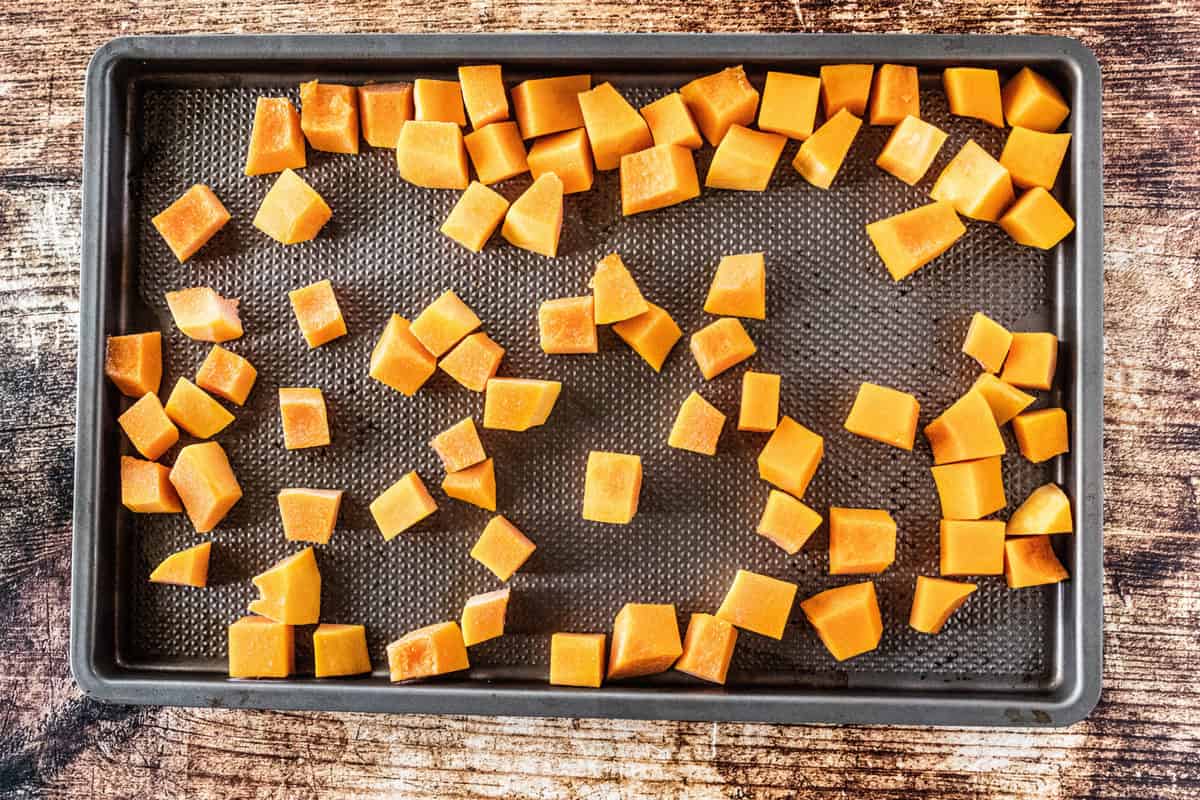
[252,168,333,244]
[439,332,505,392]
[674,613,738,685]
[370,471,437,540]
[716,569,797,640]
[410,290,483,357]
[550,632,606,687]
[539,296,597,354]
[739,370,780,432]
[943,68,1004,127]
[971,373,1035,425]
[470,515,536,581]
[228,616,294,678]
[792,108,863,190]
[313,624,372,677]
[165,287,243,342]
[930,140,1015,221]
[1000,127,1071,189]
[299,80,359,154]
[105,331,162,398]
[639,92,702,150]
[758,416,824,499]
[502,172,564,257]
[288,279,347,348]
[245,97,306,175]
[910,576,977,634]
[164,377,235,439]
[704,252,766,320]
[668,391,726,456]
[999,187,1076,249]
[357,83,413,149]
[1007,483,1073,535]
[582,450,642,524]
[279,387,330,450]
[413,78,466,126]
[612,302,681,372]
[705,125,786,192]
[278,488,344,545]
[690,317,757,380]
[865,201,966,281]
[483,378,562,431]
[196,344,257,406]
[151,185,231,263]
[430,417,487,473]
[527,128,594,194]
[1005,536,1069,589]
[843,382,920,450]
[758,71,820,140]
[930,456,1006,521]
[461,587,510,646]
[578,82,653,171]
[924,389,1006,464]
[620,144,701,216]
[820,64,874,118]
[248,546,321,625]
[828,507,897,574]
[940,519,1005,575]
[442,458,497,511]
[118,393,179,461]
[395,120,469,189]
[680,66,759,147]
[387,621,470,681]
[369,315,437,396]
[459,64,509,129]
[869,64,920,126]
[511,74,591,139]
[607,603,682,680]
[800,581,883,662]
[121,456,182,513]
[1012,408,1069,463]
[1000,331,1058,390]
[962,312,1012,373]
[464,122,529,185]
[149,541,211,587]
[169,441,242,532]
[875,115,948,186]
[756,489,822,555]
[1002,67,1070,133]
[590,253,648,324]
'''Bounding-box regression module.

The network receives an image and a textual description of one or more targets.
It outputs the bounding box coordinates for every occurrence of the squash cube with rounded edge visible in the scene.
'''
[942,68,1004,127]
[607,603,682,680]
[680,65,759,147]
[843,382,920,450]
[910,576,977,634]
[248,546,321,625]
[228,616,294,679]
[299,80,358,154]
[757,416,824,499]
[149,541,211,587]
[459,65,508,129]
[875,115,948,186]
[369,315,437,396]
[582,451,642,525]
[169,441,242,533]
[165,287,243,342]
[387,621,470,682]
[1002,67,1070,132]
[278,488,344,545]
[612,302,682,373]
[370,471,437,541]
[1007,483,1073,535]
[105,331,162,398]
[800,581,883,662]
[439,332,505,392]
[757,489,822,555]
[253,169,332,244]
[716,569,798,640]
[357,82,413,149]
[502,172,563,257]
[668,391,725,456]
[705,125,786,192]
[121,456,182,513]
[395,120,469,190]
[461,588,510,647]
[313,624,372,677]
[196,344,257,406]
[931,456,1006,521]
[550,632,606,688]
[930,140,1015,221]
[828,507,897,575]
[865,201,966,281]
[940,519,1005,575]
[674,613,738,685]
[1005,536,1069,589]
[118,393,179,461]
[924,389,1006,465]
[620,144,700,216]
[483,378,562,431]
[245,97,306,174]
[151,185,231,263]
[705,252,765,320]
[288,279,347,348]
[793,108,863,190]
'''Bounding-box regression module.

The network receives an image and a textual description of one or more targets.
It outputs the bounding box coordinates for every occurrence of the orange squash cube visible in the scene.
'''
[668,391,725,456]
[461,587,510,646]
[869,64,920,126]
[252,168,333,244]
[620,144,700,216]
[538,296,597,354]
[865,201,966,281]
[756,489,822,555]
[792,108,863,190]
[1000,331,1058,390]
[164,378,234,439]
[843,382,920,450]
[245,97,306,175]
[278,488,343,545]
[369,315,437,396]
[999,187,1075,250]
[910,576,977,634]
[470,515,536,581]
[151,185,231,263]
[387,621,470,681]
[149,541,211,587]
[299,80,358,154]
[527,128,594,194]
[357,82,413,149]
[1000,127,1071,189]
[196,345,257,406]
[930,140,1015,221]
[279,387,330,450]
[511,74,590,139]
[706,124,786,192]
[639,92,702,150]
[943,67,1004,127]
[550,632,606,687]
[800,581,883,661]
[410,290,482,357]
[228,616,294,678]
[1012,408,1069,463]
[875,115,948,186]
[820,64,874,118]
[828,507,897,574]
[1005,536,1069,589]
[248,547,321,625]
[370,471,437,540]
[483,378,562,431]
[607,603,682,680]
[458,64,508,129]
[313,624,372,677]
[1002,67,1070,133]
[739,370,780,432]
[582,450,642,524]
[396,120,469,189]
[165,287,243,342]
[590,253,648,324]
[413,78,466,126]
[1007,483,1073,535]
[464,122,529,185]
[924,389,1006,465]
[118,393,179,461]
[578,82,653,171]
[439,332,505,392]
[121,456,182,513]
[930,456,1006,521]
[758,416,824,499]
[704,252,765,319]
[690,318,756,380]
[442,181,510,253]
[612,302,682,372]
[430,417,487,473]
[502,172,564,257]
[962,312,1013,373]
[970,373,1035,425]
[105,331,162,398]
[716,569,798,640]
[288,279,346,348]
[674,613,738,685]
[679,65,759,147]
[169,441,242,532]
[442,458,497,511]
[758,71,820,140]
[940,519,1005,575]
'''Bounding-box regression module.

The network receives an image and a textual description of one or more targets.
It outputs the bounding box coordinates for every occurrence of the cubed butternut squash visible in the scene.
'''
[828,507,897,574]
[279,387,330,450]
[470,515,536,581]
[313,624,372,677]
[865,201,966,281]
[442,458,497,511]
[483,378,562,431]
[792,108,863,190]
[705,125,787,192]
[164,377,235,439]
[105,331,162,398]
[550,632,606,687]
[387,621,470,681]
[716,569,797,639]
[118,393,179,461]
[370,471,437,540]
[639,92,702,150]
[800,581,883,662]
[758,71,821,140]
[758,416,824,499]
[169,441,242,533]
[151,185,231,263]
[690,317,756,380]
[620,144,700,216]
[430,417,487,473]
[299,80,359,154]
[674,613,738,685]
[413,78,466,126]
[121,456,182,513]
[704,252,765,320]
[820,64,874,118]
[942,67,1004,127]
[930,456,1006,521]
[1002,67,1070,133]
[930,140,1015,221]
[278,488,344,545]
[288,279,347,348]
[245,97,306,175]
[248,546,321,625]
[680,66,759,147]
[970,373,1035,425]
[998,187,1075,250]
[165,287,243,342]
[739,370,780,432]
[578,82,653,171]
[410,290,482,357]
[869,64,920,126]
[501,172,563,257]
[196,344,257,406]
[875,115,948,186]
[527,127,594,194]
[1007,483,1073,535]
[395,120,469,189]
[228,616,294,679]
[611,302,681,372]
[924,389,1006,464]
[252,168,332,244]
[1005,536,1069,589]
[962,312,1013,373]
[607,603,682,680]
[1000,127,1071,189]
[999,331,1058,390]
[582,450,642,525]
[369,315,437,396]
[1012,407,1069,463]
[439,332,505,392]
[357,82,413,149]
[909,576,977,634]
[668,391,725,456]
[590,253,648,324]
[464,122,529,185]
[940,519,1005,575]
[149,541,211,587]
[843,382,920,450]
[511,74,590,139]
[756,489,822,555]
[458,64,509,129]
[538,295,597,354]
[461,587,510,646]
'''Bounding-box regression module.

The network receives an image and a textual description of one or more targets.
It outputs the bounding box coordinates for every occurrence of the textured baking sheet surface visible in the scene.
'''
[121,73,1056,689]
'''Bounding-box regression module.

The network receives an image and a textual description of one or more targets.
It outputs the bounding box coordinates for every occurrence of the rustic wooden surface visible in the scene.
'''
[1,2,1198,798]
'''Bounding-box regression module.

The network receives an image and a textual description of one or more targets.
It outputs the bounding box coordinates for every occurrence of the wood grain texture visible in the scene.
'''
[2,2,1199,798]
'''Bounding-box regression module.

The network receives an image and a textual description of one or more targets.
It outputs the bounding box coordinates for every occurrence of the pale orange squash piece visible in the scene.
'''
[668,391,725,456]
[930,140,1015,221]
[607,603,682,680]
[414,78,466,126]
[865,201,966,281]
[1007,483,1073,535]
[464,122,529,185]
[578,82,653,171]
[716,569,798,640]
[196,345,257,406]
[999,127,1071,190]
[828,507,897,574]
[299,80,359,154]
[757,489,821,555]
[705,252,765,319]
[539,296,597,354]
[278,488,344,545]
[357,83,413,149]
[739,370,780,432]
[370,471,437,540]
[1002,67,1070,132]
[690,317,756,380]
[800,581,883,662]
[999,331,1058,390]
[527,127,594,194]
[674,613,738,685]
[169,441,242,532]
[706,124,786,192]
[429,417,487,473]
[279,387,330,450]
[550,633,606,687]
[820,64,874,118]
[369,315,437,396]
[228,616,294,678]
[313,624,371,677]
[679,65,759,147]
[395,120,469,189]
[1005,536,1069,588]
[843,382,920,450]
[442,458,497,511]
[252,168,333,244]
[612,302,682,372]
[439,332,505,392]
[118,393,179,461]
[245,97,306,175]
[758,416,824,499]
[582,450,642,524]
[165,287,243,342]
[940,519,1005,575]
[999,187,1075,250]
[470,515,536,581]
[943,67,1004,127]
[387,621,470,681]
[164,378,234,439]
[930,456,1006,521]
[248,547,321,624]
[441,182,510,253]
[121,456,182,513]
[792,108,863,190]
[461,588,510,646]
[590,253,648,324]
[483,378,562,431]
[910,576,977,634]
[501,172,563,257]
[288,279,347,348]
[620,144,700,216]
[970,373,1035,425]
[149,541,211,587]
[962,312,1013,373]
[105,332,162,398]
[869,64,920,126]
[875,115,948,186]
[511,74,591,139]
[459,65,509,129]
[151,185,231,263]
[1012,408,1069,463]
[758,71,820,140]
[639,92,702,150]
[924,389,1006,465]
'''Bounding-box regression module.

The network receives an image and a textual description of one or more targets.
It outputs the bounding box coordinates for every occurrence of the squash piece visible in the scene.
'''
[413,78,466,126]
[395,120,469,189]
[578,82,653,171]
[674,613,738,685]
[869,64,920,126]
[820,64,874,118]
[843,382,920,450]
[501,172,564,257]
[758,416,824,499]
[1000,127,1071,189]
[875,115,948,186]
[758,71,820,140]
[410,290,481,358]
[756,489,822,555]
[370,471,438,540]
[539,296,597,354]
[464,122,529,185]
[962,312,1013,373]
[590,253,648,324]
[196,345,257,406]
[550,633,606,687]
[930,456,1006,521]
[999,187,1075,250]
[527,128,594,194]
[164,378,234,439]
[800,580,883,662]
[668,391,725,456]
[369,315,437,396]
[1012,408,1069,463]
[828,507,897,574]
[1000,331,1058,390]
[483,378,562,431]
[607,603,682,680]
[105,332,162,398]
[288,279,346,349]
[792,108,863,190]
[970,373,1035,425]
[739,370,780,432]
[169,441,242,532]
[940,519,1005,575]
[679,66,759,147]
[924,390,1006,465]
[121,456,182,513]
[704,252,766,319]
[313,624,371,677]
[151,185,231,263]
[149,541,211,587]
[459,65,508,129]
[248,547,321,625]
[1005,536,1069,588]
[690,317,756,380]
[442,181,510,253]
[387,621,470,681]
[118,393,179,461]
[228,616,294,678]
[612,302,682,373]
[430,417,487,473]
[910,576,977,634]
[165,287,243,342]
[442,458,497,511]
[470,515,536,581]
[716,569,797,640]
[439,332,505,392]
[620,144,701,216]
[278,488,343,545]
[461,588,510,646]
[357,82,413,149]
[942,68,1004,127]
[582,450,642,524]
[705,124,786,192]
[639,92,702,150]
[930,140,1015,221]
[1007,483,1073,535]
[865,201,966,281]
[279,387,330,450]
[511,74,590,139]
[245,97,306,174]
[299,80,358,154]
[1002,67,1070,132]
[252,168,332,244]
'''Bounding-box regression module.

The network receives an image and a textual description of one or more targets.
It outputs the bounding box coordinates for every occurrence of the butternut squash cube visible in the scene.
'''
[164,378,234,439]
[461,587,510,646]
[357,82,413,149]
[439,332,505,392]
[1012,407,1069,463]
[387,621,470,681]
[704,252,766,319]
[550,632,606,687]
[118,393,179,461]
[865,201,966,281]
[442,181,510,253]
[706,125,786,192]
[527,128,594,194]
[105,331,162,398]
[1002,67,1070,133]
[716,569,797,640]
[757,489,821,555]
[165,287,243,342]
[844,382,920,450]
[278,488,343,545]
[442,458,497,511]
[169,441,242,532]
[196,345,257,406]
[370,472,437,540]
[999,187,1075,250]
[288,279,346,348]
[910,576,977,634]
[539,296,597,354]
[758,416,824,499]
[590,253,648,324]
[578,81,653,171]
[690,317,757,380]
[607,603,682,680]
[299,80,358,154]
[962,312,1013,373]
[620,144,701,216]
[679,65,759,147]
[820,64,874,118]
[1005,536,1069,589]
[252,168,333,244]
[228,616,293,679]
[612,302,682,372]
[668,391,725,456]
[151,185,231,263]
[639,92,702,150]
[1007,483,1073,535]
[970,373,1035,425]
[930,140,1015,221]
[464,122,529,185]
[875,115,948,186]
[925,389,1006,464]
[313,624,371,677]
[800,580,883,661]
[470,515,536,581]
[121,456,182,513]
[511,74,590,139]
[413,78,466,126]
[279,387,330,450]
[828,507,897,575]
[396,120,469,189]
[149,541,211,587]
[369,315,437,396]
[409,290,481,357]
[501,172,563,257]
[930,456,1006,521]
[245,97,306,175]
[582,450,642,525]
[248,546,321,624]
[940,519,1005,575]
[943,67,1004,127]
[758,71,820,140]
[1000,127,1071,190]
[869,64,920,126]
[430,417,487,473]
[1000,331,1058,390]
[483,378,562,431]
[739,370,780,432]
[674,613,738,685]
[792,108,863,190]
[458,65,508,129]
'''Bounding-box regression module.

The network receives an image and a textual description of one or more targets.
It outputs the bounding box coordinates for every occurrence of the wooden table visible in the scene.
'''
[2,3,1197,797]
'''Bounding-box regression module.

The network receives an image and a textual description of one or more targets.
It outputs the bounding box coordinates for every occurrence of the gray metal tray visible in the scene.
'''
[72,33,1103,726]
